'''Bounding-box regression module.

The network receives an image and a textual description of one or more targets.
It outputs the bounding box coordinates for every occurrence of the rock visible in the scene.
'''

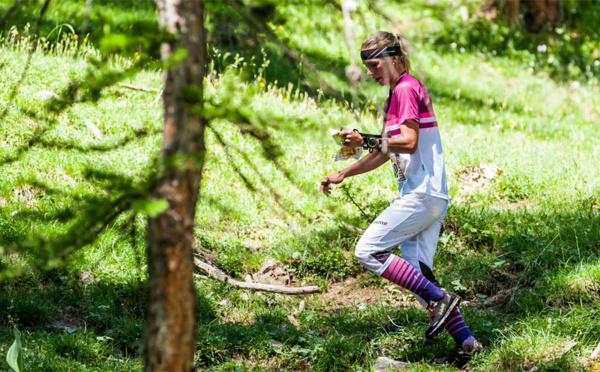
[252,257,290,286]
[34,90,59,100]
[373,357,410,371]
[269,339,283,348]
[79,270,94,285]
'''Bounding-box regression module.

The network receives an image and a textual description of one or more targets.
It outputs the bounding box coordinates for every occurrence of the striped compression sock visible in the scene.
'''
[444,306,474,347]
[380,255,445,303]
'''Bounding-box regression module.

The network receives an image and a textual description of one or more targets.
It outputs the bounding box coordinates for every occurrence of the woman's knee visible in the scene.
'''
[354,240,371,265]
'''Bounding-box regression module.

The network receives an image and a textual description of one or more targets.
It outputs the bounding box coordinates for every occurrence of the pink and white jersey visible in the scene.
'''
[383,73,448,200]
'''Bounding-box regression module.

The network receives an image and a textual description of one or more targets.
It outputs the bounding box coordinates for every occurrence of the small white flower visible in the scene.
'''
[537,44,547,53]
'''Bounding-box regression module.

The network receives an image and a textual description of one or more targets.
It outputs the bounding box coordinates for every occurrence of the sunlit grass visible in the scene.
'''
[0,0,599,370]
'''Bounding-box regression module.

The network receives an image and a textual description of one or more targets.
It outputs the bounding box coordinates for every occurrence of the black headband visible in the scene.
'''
[360,46,402,60]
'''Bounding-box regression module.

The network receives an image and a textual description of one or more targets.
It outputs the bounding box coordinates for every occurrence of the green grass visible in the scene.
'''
[1,0,599,370]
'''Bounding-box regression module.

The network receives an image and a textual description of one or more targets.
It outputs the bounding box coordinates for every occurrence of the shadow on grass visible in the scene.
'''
[437,198,600,313]
[0,269,216,354]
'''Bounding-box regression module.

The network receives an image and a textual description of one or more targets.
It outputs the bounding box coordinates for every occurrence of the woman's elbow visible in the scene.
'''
[406,142,418,154]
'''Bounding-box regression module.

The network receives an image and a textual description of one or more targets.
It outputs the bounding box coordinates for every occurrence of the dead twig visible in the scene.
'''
[193,257,321,295]
[117,83,161,92]
[591,340,600,360]
[496,250,517,258]
[287,300,305,330]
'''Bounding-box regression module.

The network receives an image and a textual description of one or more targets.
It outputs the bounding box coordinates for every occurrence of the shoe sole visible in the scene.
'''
[425,296,461,339]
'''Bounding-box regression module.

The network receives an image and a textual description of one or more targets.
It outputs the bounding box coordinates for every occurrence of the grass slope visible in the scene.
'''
[0,1,599,371]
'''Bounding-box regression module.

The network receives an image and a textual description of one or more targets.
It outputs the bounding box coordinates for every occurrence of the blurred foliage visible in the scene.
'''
[430,1,600,81]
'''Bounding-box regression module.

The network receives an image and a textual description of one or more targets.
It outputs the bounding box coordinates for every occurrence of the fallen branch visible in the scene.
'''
[194,257,321,295]
[117,82,160,92]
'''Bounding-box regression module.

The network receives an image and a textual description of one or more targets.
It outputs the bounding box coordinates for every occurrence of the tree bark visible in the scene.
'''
[503,0,520,25]
[500,0,562,31]
[144,0,206,371]
[524,0,561,32]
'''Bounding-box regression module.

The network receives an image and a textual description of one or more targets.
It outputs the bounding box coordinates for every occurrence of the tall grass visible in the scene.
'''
[0,0,599,370]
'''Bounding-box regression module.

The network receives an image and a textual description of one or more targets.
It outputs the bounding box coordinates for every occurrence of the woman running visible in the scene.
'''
[321,31,482,363]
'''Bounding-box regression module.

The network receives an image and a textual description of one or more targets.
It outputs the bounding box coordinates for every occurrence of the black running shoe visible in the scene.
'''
[425,292,461,339]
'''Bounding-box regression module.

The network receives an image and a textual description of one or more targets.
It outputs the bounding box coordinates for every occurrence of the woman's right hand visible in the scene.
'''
[340,130,364,148]
[320,171,345,195]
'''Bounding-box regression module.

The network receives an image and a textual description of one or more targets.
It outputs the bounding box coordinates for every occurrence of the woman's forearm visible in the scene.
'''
[384,119,419,154]
[340,150,389,178]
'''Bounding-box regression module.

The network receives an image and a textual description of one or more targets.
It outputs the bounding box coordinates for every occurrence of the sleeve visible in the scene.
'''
[384,83,420,137]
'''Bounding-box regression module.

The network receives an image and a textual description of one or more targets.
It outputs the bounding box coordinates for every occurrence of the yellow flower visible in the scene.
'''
[520,96,525,101]
[433,65,439,70]
[369,105,375,110]
[282,98,287,102]
[278,25,284,31]
[73,34,78,40]
[84,37,88,43]
[259,82,265,88]
[509,119,516,128]
[204,76,208,81]
[214,82,219,87]
[268,22,274,28]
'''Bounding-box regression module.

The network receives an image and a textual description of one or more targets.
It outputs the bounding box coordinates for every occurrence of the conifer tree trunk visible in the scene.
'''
[500,0,562,31]
[144,0,206,370]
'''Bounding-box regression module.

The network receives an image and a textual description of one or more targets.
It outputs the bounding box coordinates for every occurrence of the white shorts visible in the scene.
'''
[354,193,448,276]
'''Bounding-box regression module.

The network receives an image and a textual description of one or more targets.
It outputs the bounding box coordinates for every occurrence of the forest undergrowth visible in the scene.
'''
[0,0,599,371]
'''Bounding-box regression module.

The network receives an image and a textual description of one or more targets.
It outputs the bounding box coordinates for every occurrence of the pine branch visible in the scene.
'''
[226,0,340,98]
[117,82,161,92]
[0,0,27,29]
